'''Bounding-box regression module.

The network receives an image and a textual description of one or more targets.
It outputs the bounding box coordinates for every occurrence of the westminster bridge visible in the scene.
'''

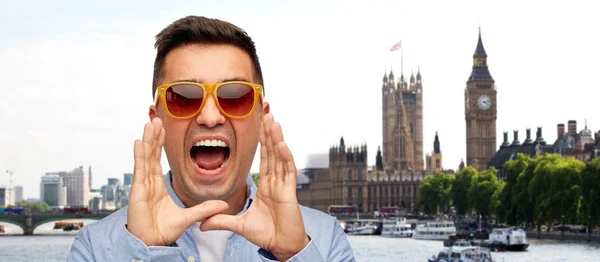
[0,210,116,235]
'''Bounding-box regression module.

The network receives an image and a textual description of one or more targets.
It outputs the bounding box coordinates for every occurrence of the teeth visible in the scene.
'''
[194,139,228,147]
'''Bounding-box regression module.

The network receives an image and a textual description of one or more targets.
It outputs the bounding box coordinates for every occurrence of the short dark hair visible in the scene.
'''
[152,15,264,99]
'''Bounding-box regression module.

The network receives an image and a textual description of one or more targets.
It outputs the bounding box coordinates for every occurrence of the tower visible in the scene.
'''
[465,27,497,171]
[381,68,424,172]
[426,132,443,172]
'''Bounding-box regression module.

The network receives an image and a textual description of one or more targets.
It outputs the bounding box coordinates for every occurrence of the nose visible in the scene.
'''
[196,95,226,127]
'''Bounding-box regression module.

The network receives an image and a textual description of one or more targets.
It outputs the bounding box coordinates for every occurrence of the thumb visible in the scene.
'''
[184,200,229,223]
[200,214,243,234]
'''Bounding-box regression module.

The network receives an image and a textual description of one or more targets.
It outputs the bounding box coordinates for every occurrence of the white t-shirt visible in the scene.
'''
[191,222,234,262]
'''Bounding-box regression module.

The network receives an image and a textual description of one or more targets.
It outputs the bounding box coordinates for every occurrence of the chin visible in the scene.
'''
[180,161,245,202]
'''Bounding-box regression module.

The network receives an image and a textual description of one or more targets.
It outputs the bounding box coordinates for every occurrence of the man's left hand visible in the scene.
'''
[201,113,309,261]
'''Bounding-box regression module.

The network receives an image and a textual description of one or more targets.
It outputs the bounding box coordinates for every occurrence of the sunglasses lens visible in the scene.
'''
[165,84,204,117]
[217,83,255,117]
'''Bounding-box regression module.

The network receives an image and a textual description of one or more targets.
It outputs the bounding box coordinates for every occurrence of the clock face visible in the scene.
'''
[477,95,492,110]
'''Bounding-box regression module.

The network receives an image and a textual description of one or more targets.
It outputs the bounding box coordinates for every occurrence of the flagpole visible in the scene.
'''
[401,42,404,80]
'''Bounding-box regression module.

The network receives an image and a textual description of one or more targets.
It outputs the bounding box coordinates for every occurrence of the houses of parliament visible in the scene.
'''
[296,30,496,214]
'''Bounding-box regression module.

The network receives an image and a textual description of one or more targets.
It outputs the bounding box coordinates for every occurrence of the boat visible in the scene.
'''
[413,220,457,240]
[54,221,84,231]
[381,217,413,237]
[427,244,493,262]
[475,227,529,251]
[346,220,379,235]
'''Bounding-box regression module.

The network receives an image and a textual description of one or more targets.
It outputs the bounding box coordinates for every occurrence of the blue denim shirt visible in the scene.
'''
[67,172,355,261]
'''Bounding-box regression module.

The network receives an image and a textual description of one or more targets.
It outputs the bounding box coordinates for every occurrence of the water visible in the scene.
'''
[1,224,599,261]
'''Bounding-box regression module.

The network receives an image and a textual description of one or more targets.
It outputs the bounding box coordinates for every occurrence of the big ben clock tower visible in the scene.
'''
[465,28,497,171]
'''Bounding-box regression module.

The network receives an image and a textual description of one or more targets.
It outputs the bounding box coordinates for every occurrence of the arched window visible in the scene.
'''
[347,169,352,181]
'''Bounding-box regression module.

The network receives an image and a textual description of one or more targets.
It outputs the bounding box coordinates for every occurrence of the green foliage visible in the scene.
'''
[416,152,597,227]
[497,153,532,224]
[10,200,52,211]
[452,166,477,215]
[417,172,454,215]
[468,167,503,219]
[252,173,259,186]
[579,157,600,228]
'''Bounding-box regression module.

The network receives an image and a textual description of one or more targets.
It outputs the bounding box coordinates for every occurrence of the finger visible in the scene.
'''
[263,114,276,177]
[270,122,285,181]
[152,127,166,191]
[153,126,166,176]
[133,139,146,186]
[259,116,269,178]
[276,142,297,187]
[142,122,155,183]
[184,200,230,226]
[200,214,243,234]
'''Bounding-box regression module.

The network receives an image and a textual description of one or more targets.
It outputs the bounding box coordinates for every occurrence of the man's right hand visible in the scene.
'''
[127,117,229,246]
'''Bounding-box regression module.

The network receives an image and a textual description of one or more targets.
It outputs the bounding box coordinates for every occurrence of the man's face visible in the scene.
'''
[150,43,268,204]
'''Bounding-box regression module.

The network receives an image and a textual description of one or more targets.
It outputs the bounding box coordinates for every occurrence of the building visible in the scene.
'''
[13,186,23,203]
[488,121,600,180]
[40,173,67,208]
[553,120,599,162]
[382,69,424,171]
[465,28,497,171]
[0,187,6,206]
[123,173,133,186]
[59,166,90,207]
[426,132,443,172]
[296,67,444,214]
[88,166,93,189]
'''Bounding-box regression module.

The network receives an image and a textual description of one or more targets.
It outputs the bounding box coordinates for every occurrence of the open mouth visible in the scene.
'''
[190,139,231,170]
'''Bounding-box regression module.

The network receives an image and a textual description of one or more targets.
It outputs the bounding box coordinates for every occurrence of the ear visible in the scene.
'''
[149,105,158,121]
[261,102,270,117]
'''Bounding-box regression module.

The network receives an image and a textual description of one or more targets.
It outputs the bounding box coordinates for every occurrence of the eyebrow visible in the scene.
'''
[169,77,251,84]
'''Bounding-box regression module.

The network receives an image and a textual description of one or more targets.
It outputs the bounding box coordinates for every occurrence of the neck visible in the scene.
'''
[171,174,249,216]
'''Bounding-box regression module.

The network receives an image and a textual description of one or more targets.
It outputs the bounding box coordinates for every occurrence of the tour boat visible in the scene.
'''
[346,220,379,235]
[381,217,413,237]
[476,227,529,251]
[413,220,457,240]
[427,244,493,262]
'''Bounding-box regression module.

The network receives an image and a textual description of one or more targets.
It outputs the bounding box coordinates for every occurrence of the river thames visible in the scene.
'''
[1,221,599,261]
[1,232,600,261]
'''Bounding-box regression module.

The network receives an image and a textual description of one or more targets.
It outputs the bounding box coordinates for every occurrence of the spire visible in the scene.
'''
[340,136,345,148]
[376,146,383,171]
[474,26,487,57]
[388,67,394,80]
[468,27,494,83]
[416,67,421,80]
[434,131,441,154]
[410,70,415,84]
[383,69,387,82]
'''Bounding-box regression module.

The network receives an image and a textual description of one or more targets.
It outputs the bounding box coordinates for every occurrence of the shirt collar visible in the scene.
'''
[164,171,257,215]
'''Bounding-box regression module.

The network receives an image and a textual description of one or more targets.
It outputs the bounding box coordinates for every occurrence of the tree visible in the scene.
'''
[13,200,51,212]
[418,172,454,215]
[497,153,532,225]
[468,167,502,219]
[579,157,600,236]
[452,166,477,216]
[528,154,584,230]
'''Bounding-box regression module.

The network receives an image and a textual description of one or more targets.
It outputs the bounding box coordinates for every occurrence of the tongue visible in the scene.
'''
[194,147,226,170]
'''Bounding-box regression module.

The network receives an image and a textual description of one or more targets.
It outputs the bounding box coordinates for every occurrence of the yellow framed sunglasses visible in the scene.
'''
[154,81,264,120]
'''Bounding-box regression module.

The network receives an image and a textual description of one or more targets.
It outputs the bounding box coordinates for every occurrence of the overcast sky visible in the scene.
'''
[1,0,598,199]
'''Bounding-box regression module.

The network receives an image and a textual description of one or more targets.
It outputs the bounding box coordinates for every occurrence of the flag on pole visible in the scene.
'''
[390,41,402,52]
